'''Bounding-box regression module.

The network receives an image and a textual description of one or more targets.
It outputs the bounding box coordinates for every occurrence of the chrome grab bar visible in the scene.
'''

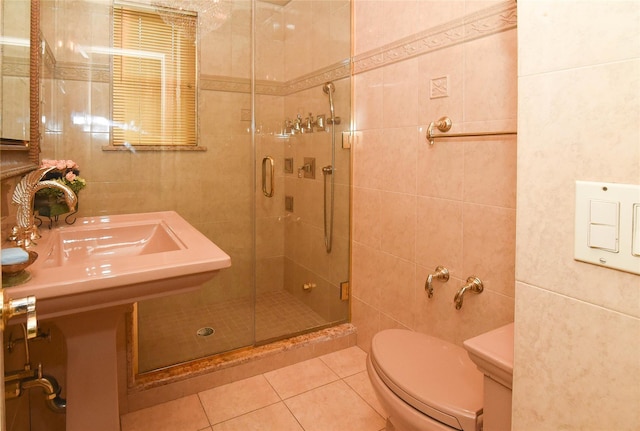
[262,156,274,198]
[426,116,516,145]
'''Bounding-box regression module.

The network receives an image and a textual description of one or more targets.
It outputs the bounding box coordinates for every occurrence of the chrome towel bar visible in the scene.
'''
[426,116,517,145]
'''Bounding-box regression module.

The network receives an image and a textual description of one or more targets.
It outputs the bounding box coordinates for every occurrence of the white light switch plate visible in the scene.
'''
[575,181,640,275]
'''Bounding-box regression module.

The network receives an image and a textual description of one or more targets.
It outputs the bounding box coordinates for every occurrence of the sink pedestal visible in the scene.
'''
[6,211,232,430]
[54,305,128,431]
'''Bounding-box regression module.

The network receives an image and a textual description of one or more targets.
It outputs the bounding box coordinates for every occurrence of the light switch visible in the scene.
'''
[589,200,618,225]
[588,224,618,251]
[575,181,640,275]
[588,199,619,251]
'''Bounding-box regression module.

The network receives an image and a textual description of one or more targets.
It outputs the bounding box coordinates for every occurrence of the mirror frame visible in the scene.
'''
[0,0,39,179]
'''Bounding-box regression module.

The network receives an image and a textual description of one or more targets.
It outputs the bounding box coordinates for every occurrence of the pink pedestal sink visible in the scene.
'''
[6,211,231,431]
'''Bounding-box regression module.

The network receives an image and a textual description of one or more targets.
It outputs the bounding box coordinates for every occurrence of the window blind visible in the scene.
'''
[112,5,196,147]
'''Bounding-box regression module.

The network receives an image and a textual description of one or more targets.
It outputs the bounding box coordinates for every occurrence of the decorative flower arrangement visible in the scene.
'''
[34,159,86,220]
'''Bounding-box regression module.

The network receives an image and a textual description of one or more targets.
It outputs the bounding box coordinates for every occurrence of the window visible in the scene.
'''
[111,4,197,149]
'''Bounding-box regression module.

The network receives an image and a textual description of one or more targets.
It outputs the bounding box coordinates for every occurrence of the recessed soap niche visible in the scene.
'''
[285,195,294,212]
[284,158,293,174]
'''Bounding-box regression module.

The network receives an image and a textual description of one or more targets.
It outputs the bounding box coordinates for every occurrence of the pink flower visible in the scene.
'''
[40,158,80,171]
[65,171,77,182]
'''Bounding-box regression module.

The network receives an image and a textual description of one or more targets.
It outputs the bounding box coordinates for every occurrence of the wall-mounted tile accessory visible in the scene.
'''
[454,277,483,310]
[574,181,640,275]
[430,75,449,99]
[424,265,449,298]
[284,158,293,174]
[285,195,294,212]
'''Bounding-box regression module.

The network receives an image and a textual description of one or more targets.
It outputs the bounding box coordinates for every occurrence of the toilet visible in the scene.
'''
[367,329,484,431]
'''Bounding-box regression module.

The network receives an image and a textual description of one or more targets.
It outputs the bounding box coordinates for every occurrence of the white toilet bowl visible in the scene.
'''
[367,329,484,431]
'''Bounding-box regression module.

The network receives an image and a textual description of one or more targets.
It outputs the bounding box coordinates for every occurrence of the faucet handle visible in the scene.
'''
[424,265,449,298]
[454,276,483,310]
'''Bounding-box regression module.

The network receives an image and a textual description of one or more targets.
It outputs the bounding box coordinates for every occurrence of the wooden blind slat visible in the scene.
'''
[113,5,196,147]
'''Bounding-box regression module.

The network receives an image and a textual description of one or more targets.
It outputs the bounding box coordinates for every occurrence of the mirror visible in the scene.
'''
[0,0,40,179]
[1,0,29,141]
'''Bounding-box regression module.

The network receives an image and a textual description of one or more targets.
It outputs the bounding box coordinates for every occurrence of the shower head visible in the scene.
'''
[322,81,339,124]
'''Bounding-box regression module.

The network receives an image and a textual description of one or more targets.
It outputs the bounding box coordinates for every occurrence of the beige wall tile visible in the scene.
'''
[462,203,516,297]
[352,0,517,354]
[515,1,640,428]
[463,29,518,123]
[354,69,384,131]
[379,191,416,261]
[513,282,640,431]
[417,139,465,200]
[415,197,464,276]
[518,0,640,76]
[517,61,640,315]
[463,138,517,208]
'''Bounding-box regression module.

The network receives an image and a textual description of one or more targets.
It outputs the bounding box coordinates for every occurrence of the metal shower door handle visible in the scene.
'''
[262,156,274,197]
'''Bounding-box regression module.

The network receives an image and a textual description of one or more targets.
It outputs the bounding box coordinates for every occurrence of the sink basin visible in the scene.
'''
[43,218,183,267]
[7,211,231,319]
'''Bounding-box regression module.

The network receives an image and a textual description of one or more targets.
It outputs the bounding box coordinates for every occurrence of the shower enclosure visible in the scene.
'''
[136,0,351,373]
[33,0,351,375]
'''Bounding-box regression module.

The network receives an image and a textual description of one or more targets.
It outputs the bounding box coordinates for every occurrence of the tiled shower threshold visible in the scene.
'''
[125,322,357,413]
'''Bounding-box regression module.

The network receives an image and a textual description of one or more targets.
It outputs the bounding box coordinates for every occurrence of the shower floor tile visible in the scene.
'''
[137,290,329,373]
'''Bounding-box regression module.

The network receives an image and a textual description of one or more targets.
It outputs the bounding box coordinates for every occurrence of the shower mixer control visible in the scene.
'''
[298,158,316,179]
[282,113,330,135]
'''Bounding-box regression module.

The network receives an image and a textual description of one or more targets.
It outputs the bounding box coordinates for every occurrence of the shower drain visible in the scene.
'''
[197,327,215,337]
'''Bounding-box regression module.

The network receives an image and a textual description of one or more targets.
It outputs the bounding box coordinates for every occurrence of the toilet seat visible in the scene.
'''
[370,329,483,431]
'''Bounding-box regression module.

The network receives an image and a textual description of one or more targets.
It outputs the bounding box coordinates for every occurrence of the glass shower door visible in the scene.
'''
[253,0,351,344]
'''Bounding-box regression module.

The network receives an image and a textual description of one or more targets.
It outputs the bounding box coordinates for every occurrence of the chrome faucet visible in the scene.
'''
[9,167,78,248]
[454,276,483,310]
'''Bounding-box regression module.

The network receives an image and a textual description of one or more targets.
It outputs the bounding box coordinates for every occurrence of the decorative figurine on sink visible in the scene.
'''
[9,162,80,248]
[33,159,86,228]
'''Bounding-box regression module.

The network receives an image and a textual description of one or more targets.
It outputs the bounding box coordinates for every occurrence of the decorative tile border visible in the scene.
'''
[44,0,516,94]
[1,56,29,78]
[54,61,111,83]
[352,0,517,75]
[201,59,351,96]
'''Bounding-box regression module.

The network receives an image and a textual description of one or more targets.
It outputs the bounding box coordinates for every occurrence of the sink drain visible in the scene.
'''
[197,327,215,337]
